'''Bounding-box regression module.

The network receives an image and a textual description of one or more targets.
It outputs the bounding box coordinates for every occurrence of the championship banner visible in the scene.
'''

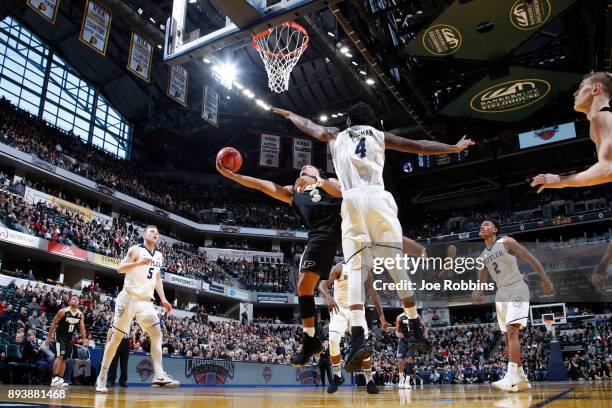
[258,133,281,168]
[292,138,312,170]
[167,65,188,106]
[127,31,153,83]
[92,253,120,269]
[79,0,112,56]
[326,143,335,174]
[202,84,219,127]
[27,0,60,25]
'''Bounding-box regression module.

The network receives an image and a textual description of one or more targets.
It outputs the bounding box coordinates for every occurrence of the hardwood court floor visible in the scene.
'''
[0,381,610,408]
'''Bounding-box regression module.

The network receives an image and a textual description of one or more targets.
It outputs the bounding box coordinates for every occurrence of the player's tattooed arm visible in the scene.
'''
[44,309,65,347]
[319,264,341,314]
[271,107,340,142]
[504,237,554,296]
[117,246,151,274]
[531,113,612,191]
[384,132,475,154]
[365,271,388,331]
[216,160,294,204]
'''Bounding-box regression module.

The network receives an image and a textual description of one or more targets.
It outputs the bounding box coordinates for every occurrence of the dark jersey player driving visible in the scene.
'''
[217,161,342,366]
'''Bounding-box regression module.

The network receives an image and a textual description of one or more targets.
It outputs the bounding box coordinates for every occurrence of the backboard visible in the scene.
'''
[164,0,341,66]
[530,303,567,326]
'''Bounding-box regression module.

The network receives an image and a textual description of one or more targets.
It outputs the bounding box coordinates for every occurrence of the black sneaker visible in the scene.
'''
[345,327,372,372]
[408,318,432,353]
[326,374,344,394]
[366,380,380,394]
[291,333,323,367]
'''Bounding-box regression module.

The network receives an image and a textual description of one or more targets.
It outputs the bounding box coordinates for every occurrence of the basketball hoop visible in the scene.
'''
[252,21,309,93]
[543,318,555,337]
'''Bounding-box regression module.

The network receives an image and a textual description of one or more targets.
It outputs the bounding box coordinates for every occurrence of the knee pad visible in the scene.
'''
[329,331,342,356]
[298,295,315,320]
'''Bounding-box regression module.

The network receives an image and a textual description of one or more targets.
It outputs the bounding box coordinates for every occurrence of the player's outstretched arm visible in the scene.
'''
[504,237,554,296]
[319,263,342,314]
[531,113,612,191]
[216,160,293,204]
[365,271,388,331]
[155,272,172,316]
[117,246,150,274]
[44,309,64,346]
[272,107,340,142]
[384,133,475,155]
[294,175,342,198]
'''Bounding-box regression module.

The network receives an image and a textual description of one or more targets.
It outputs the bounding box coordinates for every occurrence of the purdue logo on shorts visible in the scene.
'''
[301,260,316,270]
[470,79,551,113]
[117,305,126,318]
[510,0,551,30]
[422,24,462,56]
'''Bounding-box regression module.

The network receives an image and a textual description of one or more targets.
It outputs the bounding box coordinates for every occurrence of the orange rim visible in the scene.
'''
[252,21,309,59]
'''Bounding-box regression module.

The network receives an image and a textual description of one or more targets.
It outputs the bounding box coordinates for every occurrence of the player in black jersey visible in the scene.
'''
[217,161,342,366]
[532,72,612,191]
[395,312,425,389]
[44,294,86,387]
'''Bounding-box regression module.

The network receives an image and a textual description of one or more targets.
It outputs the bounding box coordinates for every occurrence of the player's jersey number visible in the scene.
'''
[355,138,366,158]
[147,267,154,279]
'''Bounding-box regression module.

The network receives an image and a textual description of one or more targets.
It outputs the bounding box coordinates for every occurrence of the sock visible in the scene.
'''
[399,372,405,380]
[333,364,341,377]
[303,326,315,337]
[145,324,164,378]
[519,366,526,378]
[364,368,373,383]
[350,309,367,330]
[508,362,518,378]
[404,305,418,319]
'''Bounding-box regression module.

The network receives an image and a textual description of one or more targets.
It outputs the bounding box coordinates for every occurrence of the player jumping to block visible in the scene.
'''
[473,219,554,392]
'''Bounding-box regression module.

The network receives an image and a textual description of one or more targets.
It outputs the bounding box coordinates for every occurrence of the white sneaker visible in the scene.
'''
[151,372,180,388]
[95,375,108,393]
[518,372,531,391]
[492,375,519,392]
[51,376,64,387]
[398,376,405,389]
[405,376,412,389]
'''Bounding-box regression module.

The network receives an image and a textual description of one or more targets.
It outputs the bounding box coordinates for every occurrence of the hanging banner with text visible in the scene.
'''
[326,143,335,174]
[79,0,112,56]
[167,65,188,106]
[27,0,61,24]
[127,31,153,83]
[292,138,312,170]
[202,84,219,127]
[258,133,281,168]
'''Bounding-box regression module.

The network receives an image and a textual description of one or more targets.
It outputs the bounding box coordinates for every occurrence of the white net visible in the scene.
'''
[252,22,309,93]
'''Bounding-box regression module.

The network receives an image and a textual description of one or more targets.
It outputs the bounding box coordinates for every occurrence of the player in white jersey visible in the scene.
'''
[95,225,179,392]
[319,263,388,394]
[273,103,473,370]
[473,219,554,392]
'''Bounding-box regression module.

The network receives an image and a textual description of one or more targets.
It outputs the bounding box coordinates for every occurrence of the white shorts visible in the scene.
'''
[341,186,413,301]
[495,282,530,332]
[113,290,159,334]
[328,304,352,336]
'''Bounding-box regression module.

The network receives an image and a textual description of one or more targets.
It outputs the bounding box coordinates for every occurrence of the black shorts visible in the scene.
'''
[397,339,415,358]
[55,335,74,359]
[298,230,341,280]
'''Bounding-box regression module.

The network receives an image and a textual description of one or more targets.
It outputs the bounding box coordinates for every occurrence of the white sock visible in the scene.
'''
[404,306,418,319]
[303,326,315,337]
[508,362,518,378]
[364,368,373,382]
[399,372,405,380]
[333,364,341,377]
[145,324,164,378]
[350,309,367,329]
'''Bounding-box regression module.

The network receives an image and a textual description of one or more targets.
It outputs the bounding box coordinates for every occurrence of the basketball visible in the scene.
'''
[216,147,242,172]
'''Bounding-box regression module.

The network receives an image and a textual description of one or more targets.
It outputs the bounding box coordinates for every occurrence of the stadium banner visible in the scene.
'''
[421,307,451,327]
[200,247,283,263]
[561,344,584,352]
[31,154,57,173]
[48,242,88,261]
[163,272,198,289]
[27,0,60,25]
[219,225,241,234]
[518,121,576,149]
[209,284,225,294]
[91,253,120,269]
[227,287,250,301]
[89,352,349,386]
[326,143,335,174]
[127,31,154,83]
[0,227,43,249]
[257,294,289,304]
[79,0,112,56]
[292,138,312,170]
[258,133,281,168]
[23,187,112,224]
[95,183,115,196]
[202,84,219,127]
[167,65,188,106]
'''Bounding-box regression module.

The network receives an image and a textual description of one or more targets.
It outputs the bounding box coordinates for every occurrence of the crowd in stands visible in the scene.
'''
[0,98,302,230]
